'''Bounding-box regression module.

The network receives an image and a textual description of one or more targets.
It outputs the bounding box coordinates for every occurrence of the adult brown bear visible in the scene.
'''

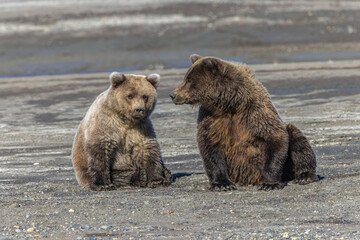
[170,55,317,191]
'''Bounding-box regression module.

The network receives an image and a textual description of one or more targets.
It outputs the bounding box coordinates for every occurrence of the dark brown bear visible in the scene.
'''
[170,54,317,191]
[72,72,172,191]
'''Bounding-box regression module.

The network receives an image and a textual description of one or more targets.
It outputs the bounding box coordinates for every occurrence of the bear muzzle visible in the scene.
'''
[133,107,146,119]
[169,92,187,105]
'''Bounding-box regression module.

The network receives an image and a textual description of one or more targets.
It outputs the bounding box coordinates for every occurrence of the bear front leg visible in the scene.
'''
[198,133,237,191]
[86,142,116,191]
[259,139,288,191]
[204,150,237,191]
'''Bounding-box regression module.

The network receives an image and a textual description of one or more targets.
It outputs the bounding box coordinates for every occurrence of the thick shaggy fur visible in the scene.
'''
[170,54,317,191]
[72,73,172,191]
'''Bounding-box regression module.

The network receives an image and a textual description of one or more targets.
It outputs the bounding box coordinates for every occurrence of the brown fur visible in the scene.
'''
[170,54,317,191]
[72,73,172,191]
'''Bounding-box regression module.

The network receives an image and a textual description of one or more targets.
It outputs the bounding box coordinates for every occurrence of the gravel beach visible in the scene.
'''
[1,61,360,239]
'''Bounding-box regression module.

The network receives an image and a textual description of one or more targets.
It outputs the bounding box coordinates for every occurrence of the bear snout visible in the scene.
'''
[133,107,146,118]
[169,92,187,105]
[169,92,176,100]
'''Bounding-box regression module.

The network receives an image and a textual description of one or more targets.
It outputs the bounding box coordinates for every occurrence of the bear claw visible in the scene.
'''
[90,183,116,191]
[258,183,283,191]
[148,180,163,188]
[210,183,237,191]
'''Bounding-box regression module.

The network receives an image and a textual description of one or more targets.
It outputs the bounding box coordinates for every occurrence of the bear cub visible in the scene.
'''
[72,72,172,191]
[170,54,317,191]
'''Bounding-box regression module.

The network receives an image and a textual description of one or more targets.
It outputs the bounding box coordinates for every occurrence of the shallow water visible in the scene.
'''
[0,0,359,77]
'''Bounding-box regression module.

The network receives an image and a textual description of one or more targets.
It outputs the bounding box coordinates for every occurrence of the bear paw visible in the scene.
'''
[210,182,237,191]
[90,183,116,191]
[139,169,148,188]
[293,172,318,185]
[162,168,173,187]
[258,183,283,191]
[148,180,163,188]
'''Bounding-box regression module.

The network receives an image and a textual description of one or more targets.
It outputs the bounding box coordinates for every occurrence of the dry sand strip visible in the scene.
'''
[0,60,359,239]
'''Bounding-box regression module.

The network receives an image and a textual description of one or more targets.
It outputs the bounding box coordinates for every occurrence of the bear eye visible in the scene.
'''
[186,78,192,83]
[127,94,133,99]
[142,95,148,101]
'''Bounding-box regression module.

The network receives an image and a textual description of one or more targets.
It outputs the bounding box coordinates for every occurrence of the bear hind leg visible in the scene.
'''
[146,161,173,188]
[162,167,173,187]
[286,123,318,185]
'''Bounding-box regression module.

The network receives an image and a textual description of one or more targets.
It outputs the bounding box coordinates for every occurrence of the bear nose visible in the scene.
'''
[169,92,176,100]
[134,108,145,115]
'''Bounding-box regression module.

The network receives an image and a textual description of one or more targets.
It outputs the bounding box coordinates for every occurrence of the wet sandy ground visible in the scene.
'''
[1,0,360,239]
[1,0,360,77]
[0,60,360,239]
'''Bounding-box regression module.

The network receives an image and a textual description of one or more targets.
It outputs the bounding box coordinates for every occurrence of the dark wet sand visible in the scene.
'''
[0,60,360,239]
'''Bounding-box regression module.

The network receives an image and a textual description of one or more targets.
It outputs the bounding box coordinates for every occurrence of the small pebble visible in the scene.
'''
[27,228,34,233]
[282,232,290,238]
[10,203,20,208]
[69,209,75,213]
[101,225,110,230]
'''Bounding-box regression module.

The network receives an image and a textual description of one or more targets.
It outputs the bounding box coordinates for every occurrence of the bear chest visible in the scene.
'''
[118,128,148,152]
[205,116,251,147]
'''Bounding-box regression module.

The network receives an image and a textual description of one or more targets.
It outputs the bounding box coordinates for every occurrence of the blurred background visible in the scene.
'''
[0,0,359,77]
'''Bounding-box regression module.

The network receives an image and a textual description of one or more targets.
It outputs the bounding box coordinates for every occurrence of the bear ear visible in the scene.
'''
[202,58,225,74]
[147,73,160,88]
[110,72,126,88]
[190,54,202,64]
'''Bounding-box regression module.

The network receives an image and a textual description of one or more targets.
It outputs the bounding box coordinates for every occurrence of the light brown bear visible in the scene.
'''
[170,54,317,191]
[72,72,172,191]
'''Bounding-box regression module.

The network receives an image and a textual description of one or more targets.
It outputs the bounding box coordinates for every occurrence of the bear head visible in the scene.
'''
[170,54,255,112]
[108,72,160,121]
[170,54,231,106]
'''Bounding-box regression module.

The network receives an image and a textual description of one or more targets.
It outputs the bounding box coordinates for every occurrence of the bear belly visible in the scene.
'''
[226,144,264,186]
[112,127,156,171]
[208,116,265,185]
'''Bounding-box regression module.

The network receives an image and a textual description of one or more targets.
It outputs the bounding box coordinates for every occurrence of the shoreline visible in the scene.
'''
[2,58,360,79]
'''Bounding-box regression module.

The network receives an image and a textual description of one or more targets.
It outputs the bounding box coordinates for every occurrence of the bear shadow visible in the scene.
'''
[171,172,204,182]
[318,175,324,181]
